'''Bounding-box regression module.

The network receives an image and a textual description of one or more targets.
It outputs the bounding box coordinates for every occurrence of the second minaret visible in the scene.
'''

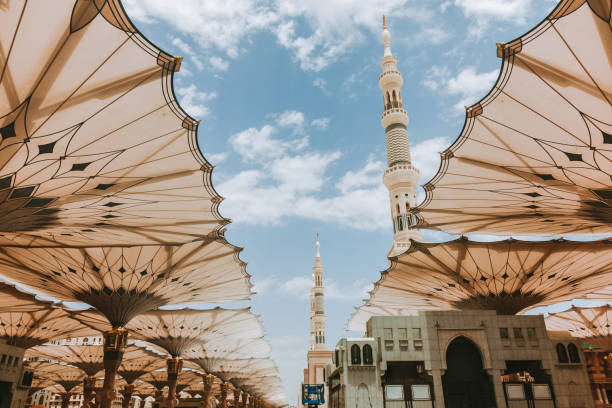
[379,16,422,256]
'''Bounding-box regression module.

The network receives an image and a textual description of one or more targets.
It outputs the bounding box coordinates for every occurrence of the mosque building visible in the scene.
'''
[326,13,602,408]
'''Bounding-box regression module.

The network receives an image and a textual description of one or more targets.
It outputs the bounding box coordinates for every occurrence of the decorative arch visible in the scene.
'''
[363,344,373,364]
[567,343,580,363]
[351,344,361,365]
[556,343,569,363]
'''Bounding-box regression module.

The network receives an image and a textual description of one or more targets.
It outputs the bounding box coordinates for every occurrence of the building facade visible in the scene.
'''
[299,236,333,408]
[0,339,33,408]
[328,312,594,408]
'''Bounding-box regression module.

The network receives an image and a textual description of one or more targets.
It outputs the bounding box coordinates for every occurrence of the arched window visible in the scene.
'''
[556,343,569,363]
[363,344,373,364]
[392,90,398,107]
[396,203,400,215]
[351,344,361,365]
[568,343,580,363]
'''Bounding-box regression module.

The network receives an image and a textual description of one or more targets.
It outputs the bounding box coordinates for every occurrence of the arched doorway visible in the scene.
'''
[442,336,497,408]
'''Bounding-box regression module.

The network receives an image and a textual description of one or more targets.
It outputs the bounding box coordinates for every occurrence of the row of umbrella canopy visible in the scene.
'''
[0,0,284,406]
[349,0,612,334]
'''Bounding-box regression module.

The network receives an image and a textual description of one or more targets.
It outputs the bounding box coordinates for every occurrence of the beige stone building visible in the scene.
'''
[328,312,593,408]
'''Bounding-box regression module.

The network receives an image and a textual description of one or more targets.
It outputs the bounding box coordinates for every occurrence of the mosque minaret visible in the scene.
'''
[309,234,326,351]
[379,16,422,256]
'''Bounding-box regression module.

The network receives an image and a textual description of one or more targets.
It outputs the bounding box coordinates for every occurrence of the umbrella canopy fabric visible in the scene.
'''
[349,237,612,330]
[0,0,227,247]
[0,282,94,348]
[545,305,612,350]
[409,0,612,236]
[73,307,265,357]
[0,240,252,326]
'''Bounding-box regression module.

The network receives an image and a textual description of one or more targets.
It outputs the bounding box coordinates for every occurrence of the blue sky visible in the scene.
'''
[121,0,569,403]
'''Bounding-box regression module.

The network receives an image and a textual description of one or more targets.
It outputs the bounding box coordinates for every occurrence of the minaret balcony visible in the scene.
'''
[378,70,403,90]
[381,108,409,128]
[383,164,419,189]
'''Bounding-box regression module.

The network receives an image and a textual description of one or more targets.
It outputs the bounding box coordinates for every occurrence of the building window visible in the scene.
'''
[398,328,408,351]
[500,328,509,340]
[413,328,422,338]
[556,343,569,363]
[384,328,394,351]
[513,328,524,339]
[527,328,536,341]
[363,345,373,365]
[568,343,580,363]
[351,344,361,365]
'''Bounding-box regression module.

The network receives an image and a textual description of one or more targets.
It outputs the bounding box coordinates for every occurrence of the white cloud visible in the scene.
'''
[276,110,305,129]
[252,276,278,295]
[219,111,448,231]
[209,56,230,71]
[423,66,497,113]
[452,0,533,37]
[171,37,204,70]
[311,117,330,130]
[124,1,445,72]
[176,84,217,117]
[279,276,311,299]
[313,78,326,90]
[446,67,498,111]
[337,157,385,194]
[229,124,307,162]
[206,152,229,164]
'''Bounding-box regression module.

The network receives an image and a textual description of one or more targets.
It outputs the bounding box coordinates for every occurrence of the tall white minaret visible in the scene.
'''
[379,16,422,256]
[309,234,326,351]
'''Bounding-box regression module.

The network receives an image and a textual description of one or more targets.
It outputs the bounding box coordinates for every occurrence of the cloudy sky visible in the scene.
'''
[122,0,561,403]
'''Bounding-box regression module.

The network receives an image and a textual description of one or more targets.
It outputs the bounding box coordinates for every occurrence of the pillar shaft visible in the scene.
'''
[233,389,241,408]
[61,393,72,408]
[164,357,183,408]
[219,382,229,408]
[100,328,128,408]
[82,376,97,408]
[201,374,213,408]
[122,384,135,408]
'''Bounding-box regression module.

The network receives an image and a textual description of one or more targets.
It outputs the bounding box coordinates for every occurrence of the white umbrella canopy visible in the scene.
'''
[409,0,612,236]
[0,240,252,327]
[0,282,94,348]
[351,238,612,328]
[0,0,228,247]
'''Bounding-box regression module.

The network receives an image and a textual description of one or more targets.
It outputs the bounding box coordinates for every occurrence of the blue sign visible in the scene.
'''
[302,384,325,405]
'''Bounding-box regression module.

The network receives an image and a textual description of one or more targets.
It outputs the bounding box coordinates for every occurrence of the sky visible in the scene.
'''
[119,0,573,404]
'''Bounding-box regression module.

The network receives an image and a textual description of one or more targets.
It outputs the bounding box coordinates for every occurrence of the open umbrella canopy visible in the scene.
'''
[0,282,93,348]
[349,237,612,331]
[27,343,149,377]
[73,307,264,357]
[0,240,252,327]
[408,0,612,236]
[545,305,612,350]
[0,0,227,248]
[346,305,416,332]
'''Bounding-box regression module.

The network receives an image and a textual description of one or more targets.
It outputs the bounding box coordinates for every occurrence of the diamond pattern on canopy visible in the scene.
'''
[44,367,86,393]
[0,282,94,348]
[408,0,612,235]
[187,357,278,382]
[26,343,148,377]
[545,305,612,350]
[73,307,265,358]
[184,337,272,361]
[0,0,227,247]
[118,352,166,384]
[141,370,169,391]
[349,237,612,330]
[0,239,252,327]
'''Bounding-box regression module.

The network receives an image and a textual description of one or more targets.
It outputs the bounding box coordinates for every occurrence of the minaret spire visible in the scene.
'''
[378,16,422,256]
[309,234,326,351]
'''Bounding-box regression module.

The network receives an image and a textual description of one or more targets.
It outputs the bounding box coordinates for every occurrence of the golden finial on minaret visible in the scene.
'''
[383,15,387,29]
